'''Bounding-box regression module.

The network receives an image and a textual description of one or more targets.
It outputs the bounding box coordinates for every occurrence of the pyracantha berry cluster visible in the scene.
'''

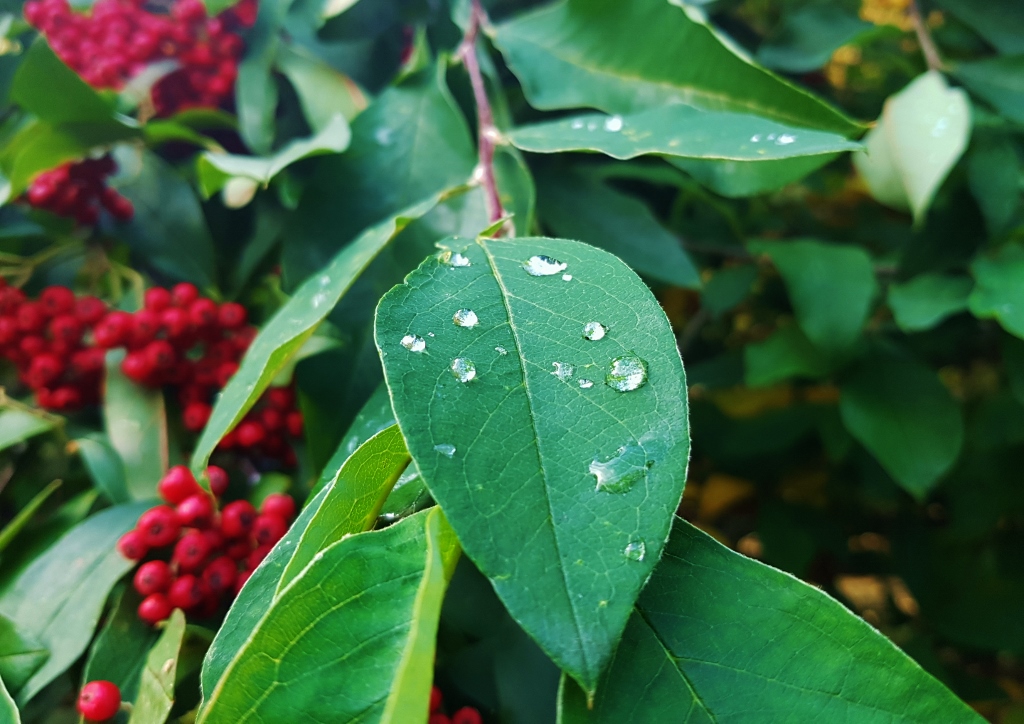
[24,155,133,225]
[429,686,483,724]
[24,0,256,116]
[77,680,121,722]
[118,464,297,623]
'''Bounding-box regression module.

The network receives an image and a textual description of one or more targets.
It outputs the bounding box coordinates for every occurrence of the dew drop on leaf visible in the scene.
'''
[562,274,572,282]
[495,346,508,356]
[578,379,594,389]
[433,443,456,458]
[442,251,471,267]
[750,134,762,142]
[589,443,650,494]
[604,115,623,132]
[400,334,426,353]
[551,361,575,381]
[451,357,477,383]
[775,133,796,145]
[570,119,584,130]
[606,355,648,392]
[453,308,479,328]
[523,255,568,276]
[583,322,607,341]
[623,539,646,561]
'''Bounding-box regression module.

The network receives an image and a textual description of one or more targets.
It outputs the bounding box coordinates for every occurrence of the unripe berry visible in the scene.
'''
[176,493,215,528]
[252,513,288,547]
[168,574,206,610]
[220,500,256,538]
[77,680,121,721]
[206,465,229,497]
[260,493,295,520]
[158,465,200,504]
[137,505,180,548]
[202,555,236,594]
[117,529,148,560]
[173,530,211,571]
[137,592,173,625]
[133,560,172,596]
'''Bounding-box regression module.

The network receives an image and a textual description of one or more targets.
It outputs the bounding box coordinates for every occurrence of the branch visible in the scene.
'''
[458,0,505,228]
[908,0,943,72]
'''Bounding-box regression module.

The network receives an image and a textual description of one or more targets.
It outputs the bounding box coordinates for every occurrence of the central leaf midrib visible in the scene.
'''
[478,239,592,680]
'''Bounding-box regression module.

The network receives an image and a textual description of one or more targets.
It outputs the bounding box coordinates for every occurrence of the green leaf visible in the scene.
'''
[11,40,120,125]
[375,236,690,694]
[0,614,47,694]
[888,274,973,332]
[559,518,982,723]
[935,0,1024,55]
[493,0,860,136]
[954,56,1024,125]
[839,355,964,498]
[493,145,536,236]
[700,265,757,317]
[509,106,860,162]
[200,425,409,696]
[0,676,18,724]
[670,153,840,198]
[967,133,1021,235]
[109,147,217,288]
[0,409,54,453]
[128,609,186,724]
[535,168,700,289]
[75,434,130,504]
[0,501,151,703]
[104,350,168,500]
[749,240,877,355]
[196,114,351,197]
[969,244,1024,339]
[190,192,449,476]
[83,587,159,704]
[853,71,972,224]
[199,508,459,722]
[0,480,61,557]
[755,6,873,74]
[744,325,829,387]
[234,0,289,153]
[276,44,367,131]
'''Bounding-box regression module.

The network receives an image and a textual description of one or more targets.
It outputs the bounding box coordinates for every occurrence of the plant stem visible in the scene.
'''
[459,0,505,228]
[909,0,943,71]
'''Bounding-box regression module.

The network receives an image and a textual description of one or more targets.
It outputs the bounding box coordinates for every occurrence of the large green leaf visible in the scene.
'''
[0,614,47,694]
[888,274,973,332]
[749,240,877,355]
[559,518,982,723]
[190,193,450,476]
[493,0,860,135]
[839,355,964,499]
[198,508,459,722]
[969,244,1024,339]
[0,409,55,453]
[375,236,690,693]
[534,168,700,289]
[128,609,186,724]
[954,56,1024,125]
[509,106,860,162]
[200,425,409,697]
[83,587,158,704]
[104,350,168,500]
[0,501,150,703]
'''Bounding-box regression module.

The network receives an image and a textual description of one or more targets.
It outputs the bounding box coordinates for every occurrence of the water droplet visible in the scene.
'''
[434,443,456,458]
[750,134,762,142]
[374,127,393,146]
[590,443,651,494]
[523,255,567,276]
[604,115,623,132]
[606,355,648,392]
[451,357,477,383]
[775,133,796,145]
[767,133,777,141]
[570,119,585,130]
[551,361,574,381]
[400,334,426,353]
[442,251,471,267]
[586,120,599,131]
[931,117,949,137]
[428,332,435,337]
[453,308,479,328]
[495,346,508,356]
[318,274,331,286]
[624,539,646,561]
[562,274,573,282]
[311,292,330,308]
[583,322,607,341]
[578,379,594,389]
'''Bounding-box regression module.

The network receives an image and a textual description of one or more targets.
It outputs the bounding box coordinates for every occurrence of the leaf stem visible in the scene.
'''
[459,0,505,229]
[908,0,943,72]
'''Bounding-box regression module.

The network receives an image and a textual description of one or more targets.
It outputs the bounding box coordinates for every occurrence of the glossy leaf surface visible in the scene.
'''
[104,350,168,500]
[0,614,47,694]
[128,609,185,724]
[888,274,973,332]
[0,410,55,453]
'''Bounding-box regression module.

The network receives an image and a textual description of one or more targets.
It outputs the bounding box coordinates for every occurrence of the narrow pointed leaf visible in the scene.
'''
[560,519,982,723]
[104,350,168,499]
[75,434,130,504]
[128,609,186,724]
[375,236,690,693]
[198,508,459,723]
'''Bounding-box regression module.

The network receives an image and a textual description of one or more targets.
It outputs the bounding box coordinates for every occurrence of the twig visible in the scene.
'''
[458,0,505,229]
[908,0,943,71]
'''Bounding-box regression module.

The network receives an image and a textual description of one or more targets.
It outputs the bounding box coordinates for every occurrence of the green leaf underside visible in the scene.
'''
[888,274,973,332]
[128,609,186,724]
[191,192,452,477]
[0,410,55,453]
[559,518,983,723]
[198,508,458,723]
[375,236,690,693]
[494,0,861,136]
[509,106,860,162]
[200,425,409,698]
[0,502,151,703]
[969,244,1024,339]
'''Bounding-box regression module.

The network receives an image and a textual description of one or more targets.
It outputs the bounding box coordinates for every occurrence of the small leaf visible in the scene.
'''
[0,614,48,694]
[744,325,829,387]
[969,244,1024,339]
[839,355,964,498]
[560,518,983,723]
[954,56,1024,125]
[854,71,972,223]
[0,480,61,557]
[376,236,690,694]
[755,6,873,74]
[888,273,973,332]
[199,508,459,722]
[749,240,877,355]
[0,409,54,453]
[75,434,129,504]
[128,609,186,724]
[276,45,367,131]
[190,192,450,476]
[83,587,159,703]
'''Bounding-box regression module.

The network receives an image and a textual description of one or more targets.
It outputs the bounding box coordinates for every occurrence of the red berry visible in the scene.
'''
[51,385,83,410]
[220,500,256,538]
[235,420,265,447]
[206,465,229,497]
[252,513,288,546]
[137,505,180,548]
[246,544,272,570]
[452,708,482,724]
[49,313,83,346]
[168,574,206,610]
[233,568,252,595]
[177,493,215,528]
[173,530,211,571]
[17,302,47,333]
[0,317,19,346]
[143,339,176,371]
[128,309,161,348]
[215,361,239,387]
[26,354,63,388]
[70,347,106,378]
[93,311,131,348]
[286,411,304,438]
[171,282,199,307]
[120,351,154,383]
[188,297,218,330]
[266,387,294,410]
[217,302,246,329]
[202,555,237,594]
[160,306,192,340]
[77,680,121,721]
[75,296,107,325]
[117,529,148,560]
[430,686,442,712]
[40,286,75,315]
[133,560,172,596]
[260,493,295,520]
[429,716,451,724]
[143,287,172,312]
[137,592,173,625]
[260,408,284,431]
[226,539,251,559]
[183,401,212,432]
[158,465,201,504]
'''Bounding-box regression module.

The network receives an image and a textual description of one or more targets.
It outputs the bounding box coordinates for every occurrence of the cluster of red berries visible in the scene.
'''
[24,0,256,116]
[118,465,297,623]
[430,687,482,724]
[24,155,133,225]
[77,680,121,722]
